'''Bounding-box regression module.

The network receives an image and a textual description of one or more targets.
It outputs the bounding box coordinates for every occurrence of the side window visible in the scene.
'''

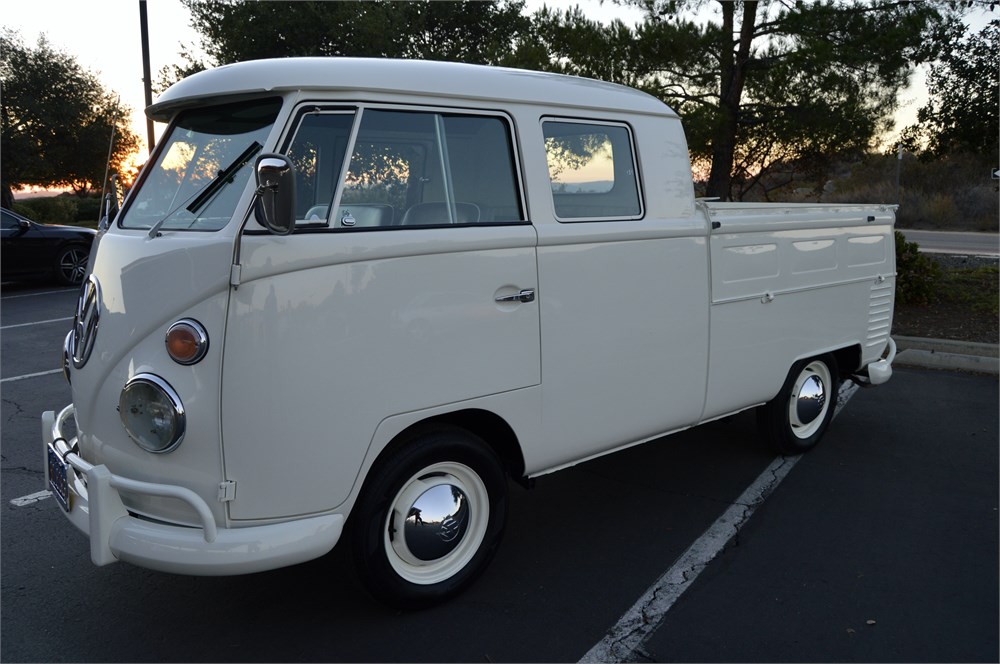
[1,211,21,230]
[542,120,642,221]
[285,111,356,225]
[336,109,523,228]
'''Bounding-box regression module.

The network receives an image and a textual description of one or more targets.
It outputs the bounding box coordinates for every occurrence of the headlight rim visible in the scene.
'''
[119,373,186,454]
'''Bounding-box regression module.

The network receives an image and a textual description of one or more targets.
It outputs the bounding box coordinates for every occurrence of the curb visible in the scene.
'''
[892,335,999,375]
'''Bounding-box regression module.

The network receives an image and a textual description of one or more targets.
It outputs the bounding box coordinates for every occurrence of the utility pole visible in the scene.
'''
[894,145,903,206]
[139,0,155,156]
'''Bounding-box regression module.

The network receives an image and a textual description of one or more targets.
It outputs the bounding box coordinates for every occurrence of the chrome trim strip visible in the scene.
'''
[711,273,896,306]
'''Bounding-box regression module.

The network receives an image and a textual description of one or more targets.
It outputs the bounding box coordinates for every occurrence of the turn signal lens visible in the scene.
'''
[165,319,209,365]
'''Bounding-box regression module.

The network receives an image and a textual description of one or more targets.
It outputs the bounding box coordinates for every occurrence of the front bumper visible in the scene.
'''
[42,405,344,575]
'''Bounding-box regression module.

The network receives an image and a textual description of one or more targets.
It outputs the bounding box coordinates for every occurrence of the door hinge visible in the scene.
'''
[218,480,237,502]
[230,264,242,287]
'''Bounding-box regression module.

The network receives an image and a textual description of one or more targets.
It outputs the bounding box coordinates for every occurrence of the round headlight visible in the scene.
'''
[119,374,185,453]
[165,319,209,365]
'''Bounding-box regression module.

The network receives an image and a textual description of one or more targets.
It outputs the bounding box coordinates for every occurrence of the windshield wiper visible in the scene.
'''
[147,141,263,239]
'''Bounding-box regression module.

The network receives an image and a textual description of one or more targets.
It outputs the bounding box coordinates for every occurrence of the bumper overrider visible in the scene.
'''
[865,337,896,385]
[42,405,344,575]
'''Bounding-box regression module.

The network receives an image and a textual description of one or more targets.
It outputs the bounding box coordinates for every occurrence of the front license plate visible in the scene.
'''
[47,443,71,512]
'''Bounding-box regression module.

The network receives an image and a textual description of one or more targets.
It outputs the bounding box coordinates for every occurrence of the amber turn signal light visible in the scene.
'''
[165,319,209,365]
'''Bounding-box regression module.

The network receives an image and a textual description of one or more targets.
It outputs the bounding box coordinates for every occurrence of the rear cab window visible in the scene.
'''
[542,119,643,222]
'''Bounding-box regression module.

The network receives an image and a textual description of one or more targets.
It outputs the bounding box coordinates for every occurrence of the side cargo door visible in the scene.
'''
[221,105,539,520]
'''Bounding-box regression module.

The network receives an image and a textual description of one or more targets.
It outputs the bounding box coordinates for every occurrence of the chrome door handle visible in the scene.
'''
[495,288,535,304]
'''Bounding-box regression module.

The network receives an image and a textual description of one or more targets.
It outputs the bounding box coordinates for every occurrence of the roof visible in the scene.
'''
[147,57,675,121]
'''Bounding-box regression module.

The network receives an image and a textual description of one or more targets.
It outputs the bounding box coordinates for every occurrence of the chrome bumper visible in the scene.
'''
[42,405,344,575]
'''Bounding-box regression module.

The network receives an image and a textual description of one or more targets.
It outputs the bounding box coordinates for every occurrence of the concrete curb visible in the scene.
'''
[893,335,999,375]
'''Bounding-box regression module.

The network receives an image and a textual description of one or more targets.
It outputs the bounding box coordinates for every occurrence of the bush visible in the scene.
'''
[12,196,78,226]
[8,195,102,228]
[894,230,941,305]
[823,152,998,231]
[75,196,103,225]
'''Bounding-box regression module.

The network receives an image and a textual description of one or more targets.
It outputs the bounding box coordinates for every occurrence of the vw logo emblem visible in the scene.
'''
[438,514,465,543]
[70,275,101,369]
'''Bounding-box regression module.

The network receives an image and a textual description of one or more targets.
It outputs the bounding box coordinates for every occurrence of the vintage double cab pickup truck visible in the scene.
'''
[44,58,896,608]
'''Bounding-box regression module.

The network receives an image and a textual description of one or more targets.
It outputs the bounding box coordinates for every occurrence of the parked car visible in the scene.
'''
[1,208,96,286]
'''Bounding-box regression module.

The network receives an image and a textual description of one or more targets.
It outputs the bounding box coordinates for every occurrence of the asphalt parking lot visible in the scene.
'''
[2,282,997,663]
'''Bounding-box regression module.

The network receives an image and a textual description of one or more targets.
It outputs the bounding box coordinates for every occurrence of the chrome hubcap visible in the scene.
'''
[795,374,826,425]
[788,360,832,440]
[403,483,470,561]
[384,461,489,585]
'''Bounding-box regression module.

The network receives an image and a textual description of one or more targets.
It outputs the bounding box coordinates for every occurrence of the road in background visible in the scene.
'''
[2,283,997,662]
[900,229,999,256]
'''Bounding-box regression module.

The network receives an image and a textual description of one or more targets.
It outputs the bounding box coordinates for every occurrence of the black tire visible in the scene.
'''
[54,244,90,286]
[757,354,839,455]
[349,427,508,610]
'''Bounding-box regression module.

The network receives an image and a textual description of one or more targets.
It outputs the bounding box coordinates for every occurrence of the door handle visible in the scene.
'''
[495,288,535,304]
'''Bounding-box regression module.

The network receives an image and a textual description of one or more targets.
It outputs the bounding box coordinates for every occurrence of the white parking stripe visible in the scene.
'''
[0,288,77,300]
[1,316,73,330]
[1,369,63,383]
[580,382,859,663]
[10,491,52,507]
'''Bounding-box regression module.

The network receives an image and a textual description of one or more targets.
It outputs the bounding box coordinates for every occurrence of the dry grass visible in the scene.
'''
[821,153,998,232]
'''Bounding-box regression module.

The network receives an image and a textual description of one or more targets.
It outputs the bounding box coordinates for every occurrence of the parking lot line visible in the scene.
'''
[0,288,77,300]
[10,491,52,507]
[1,316,73,331]
[581,382,859,663]
[1,369,63,384]
[580,454,802,662]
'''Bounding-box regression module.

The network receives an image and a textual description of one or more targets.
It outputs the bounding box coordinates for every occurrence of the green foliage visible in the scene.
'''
[164,0,974,209]
[823,152,998,231]
[160,0,533,89]
[530,0,962,200]
[11,195,102,227]
[894,230,941,306]
[12,197,78,226]
[74,196,104,225]
[905,19,999,158]
[0,30,140,204]
[941,266,999,318]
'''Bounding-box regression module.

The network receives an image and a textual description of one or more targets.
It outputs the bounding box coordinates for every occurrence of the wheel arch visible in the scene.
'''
[369,408,527,489]
[831,344,862,378]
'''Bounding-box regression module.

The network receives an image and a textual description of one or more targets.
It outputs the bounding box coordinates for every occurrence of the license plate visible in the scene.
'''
[47,443,71,512]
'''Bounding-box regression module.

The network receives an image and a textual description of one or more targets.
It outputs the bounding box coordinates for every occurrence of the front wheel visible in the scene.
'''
[349,428,508,609]
[758,355,839,455]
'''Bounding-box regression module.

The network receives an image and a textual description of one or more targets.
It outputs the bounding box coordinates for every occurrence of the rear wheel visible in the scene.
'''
[350,428,508,609]
[758,355,839,455]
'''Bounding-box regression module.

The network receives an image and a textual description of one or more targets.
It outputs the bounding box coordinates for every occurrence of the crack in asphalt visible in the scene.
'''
[2,466,43,477]
[580,454,803,663]
[2,397,27,424]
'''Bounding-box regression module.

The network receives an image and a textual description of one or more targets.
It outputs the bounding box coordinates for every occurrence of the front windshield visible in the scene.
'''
[120,97,282,232]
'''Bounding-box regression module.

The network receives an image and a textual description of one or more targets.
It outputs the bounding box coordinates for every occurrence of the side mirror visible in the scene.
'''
[254,154,296,236]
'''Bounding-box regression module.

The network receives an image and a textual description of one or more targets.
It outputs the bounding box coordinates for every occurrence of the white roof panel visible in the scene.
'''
[148,57,675,121]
